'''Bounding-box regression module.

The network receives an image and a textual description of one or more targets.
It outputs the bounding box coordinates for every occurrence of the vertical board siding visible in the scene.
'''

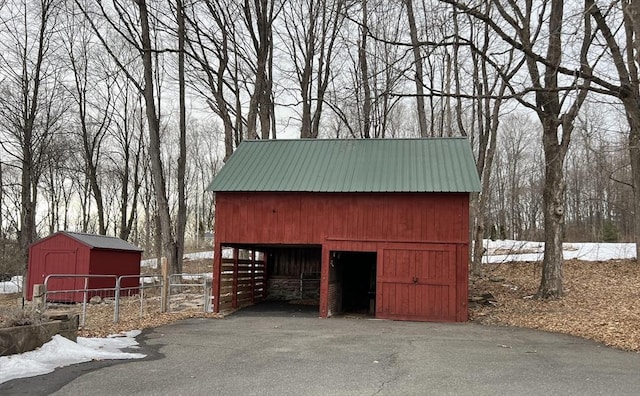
[377,244,457,321]
[213,191,470,321]
[215,192,469,244]
[268,248,321,277]
[216,252,266,310]
[27,234,142,302]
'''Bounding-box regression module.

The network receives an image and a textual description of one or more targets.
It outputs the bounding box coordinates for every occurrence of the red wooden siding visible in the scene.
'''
[215,192,469,244]
[27,233,141,302]
[28,234,89,301]
[377,244,457,321]
[88,250,141,296]
[217,249,266,311]
[213,191,470,322]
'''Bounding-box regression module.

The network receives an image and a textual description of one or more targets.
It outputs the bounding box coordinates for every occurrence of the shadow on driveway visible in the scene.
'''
[229,300,320,318]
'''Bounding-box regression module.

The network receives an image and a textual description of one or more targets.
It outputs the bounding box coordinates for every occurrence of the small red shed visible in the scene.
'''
[208,138,480,322]
[27,231,143,302]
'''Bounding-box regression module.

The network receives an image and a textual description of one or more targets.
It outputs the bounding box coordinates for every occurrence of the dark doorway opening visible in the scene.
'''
[332,251,377,315]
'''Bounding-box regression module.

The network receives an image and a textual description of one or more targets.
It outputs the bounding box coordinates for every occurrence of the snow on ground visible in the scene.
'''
[482,240,636,263]
[0,276,22,294]
[140,248,231,269]
[0,330,145,385]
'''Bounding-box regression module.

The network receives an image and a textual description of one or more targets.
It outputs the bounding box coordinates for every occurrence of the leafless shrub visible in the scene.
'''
[0,305,45,328]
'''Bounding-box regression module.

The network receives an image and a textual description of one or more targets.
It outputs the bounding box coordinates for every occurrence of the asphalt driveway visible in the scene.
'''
[2,303,639,395]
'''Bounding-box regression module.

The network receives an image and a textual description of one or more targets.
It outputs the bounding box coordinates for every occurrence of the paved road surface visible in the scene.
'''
[2,303,639,395]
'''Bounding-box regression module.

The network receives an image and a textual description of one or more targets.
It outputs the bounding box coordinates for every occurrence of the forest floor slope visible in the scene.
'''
[470,259,640,351]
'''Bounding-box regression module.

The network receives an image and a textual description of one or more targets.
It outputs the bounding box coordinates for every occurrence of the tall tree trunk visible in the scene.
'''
[359,0,371,138]
[404,0,428,137]
[535,0,567,299]
[19,145,36,271]
[626,107,640,262]
[244,0,274,140]
[137,0,177,272]
[538,119,566,297]
[175,0,187,274]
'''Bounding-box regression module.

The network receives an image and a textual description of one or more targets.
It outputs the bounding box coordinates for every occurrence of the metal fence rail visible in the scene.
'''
[114,275,164,323]
[167,273,212,313]
[41,273,210,327]
[44,274,118,326]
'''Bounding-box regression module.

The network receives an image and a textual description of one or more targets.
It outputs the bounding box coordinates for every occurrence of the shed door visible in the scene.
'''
[44,250,79,301]
[377,244,457,321]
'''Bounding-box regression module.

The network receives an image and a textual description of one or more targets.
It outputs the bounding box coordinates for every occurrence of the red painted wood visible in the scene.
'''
[215,192,469,245]
[213,192,471,322]
[232,248,239,309]
[319,246,330,318]
[377,244,457,322]
[212,241,222,313]
[27,233,140,302]
[456,244,469,321]
[250,250,255,303]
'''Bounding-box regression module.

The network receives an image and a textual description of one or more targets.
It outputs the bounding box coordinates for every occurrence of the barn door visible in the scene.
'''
[377,244,457,321]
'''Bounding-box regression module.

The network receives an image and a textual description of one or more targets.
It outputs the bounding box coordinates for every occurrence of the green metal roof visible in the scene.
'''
[207,138,480,193]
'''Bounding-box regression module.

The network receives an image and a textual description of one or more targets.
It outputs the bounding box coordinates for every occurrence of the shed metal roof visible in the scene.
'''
[207,138,480,193]
[62,231,144,252]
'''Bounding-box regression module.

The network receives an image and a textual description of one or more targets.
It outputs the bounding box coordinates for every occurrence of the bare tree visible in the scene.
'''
[175,0,188,275]
[280,0,347,138]
[62,3,113,235]
[444,0,592,298]
[110,77,144,241]
[0,0,66,272]
[404,0,428,136]
[584,0,640,262]
[75,0,185,273]
[243,0,278,139]
[457,3,523,275]
[358,0,372,138]
[186,0,241,160]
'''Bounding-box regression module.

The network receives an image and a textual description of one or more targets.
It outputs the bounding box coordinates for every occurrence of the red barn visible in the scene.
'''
[27,231,143,302]
[208,138,480,322]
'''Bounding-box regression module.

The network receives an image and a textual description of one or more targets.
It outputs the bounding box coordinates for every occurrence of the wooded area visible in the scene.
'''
[0,0,638,298]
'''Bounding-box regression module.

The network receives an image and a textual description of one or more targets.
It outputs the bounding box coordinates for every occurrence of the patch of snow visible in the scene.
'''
[0,331,145,385]
[139,275,162,285]
[184,251,214,260]
[0,276,22,294]
[140,258,159,269]
[140,248,233,268]
[482,240,636,263]
[180,273,212,281]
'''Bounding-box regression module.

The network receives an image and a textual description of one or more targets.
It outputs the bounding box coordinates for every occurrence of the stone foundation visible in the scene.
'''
[267,277,320,301]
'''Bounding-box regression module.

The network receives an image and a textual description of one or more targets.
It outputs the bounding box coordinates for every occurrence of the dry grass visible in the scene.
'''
[0,304,45,328]
[470,259,640,352]
[0,258,221,337]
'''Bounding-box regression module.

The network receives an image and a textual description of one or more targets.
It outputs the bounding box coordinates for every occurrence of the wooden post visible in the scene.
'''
[250,250,255,303]
[161,257,169,313]
[212,242,222,313]
[319,245,330,318]
[232,248,239,309]
[32,284,46,310]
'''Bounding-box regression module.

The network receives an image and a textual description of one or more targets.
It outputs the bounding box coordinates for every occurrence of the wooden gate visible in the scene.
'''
[377,244,457,321]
